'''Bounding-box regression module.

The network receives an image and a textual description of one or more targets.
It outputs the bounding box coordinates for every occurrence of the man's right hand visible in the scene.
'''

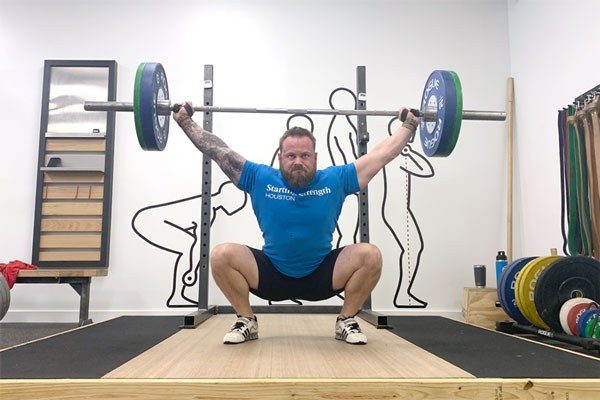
[173,101,194,125]
[399,107,420,134]
[399,107,420,123]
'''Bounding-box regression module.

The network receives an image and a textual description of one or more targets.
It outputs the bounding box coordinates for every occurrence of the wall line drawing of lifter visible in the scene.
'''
[130,115,307,310]
[380,118,435,308]
[172,101,421,345]
[131,182,248,307]
[326,87,361,249]
[323,88,434,308]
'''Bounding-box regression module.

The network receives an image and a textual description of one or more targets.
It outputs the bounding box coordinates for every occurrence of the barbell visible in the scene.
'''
[84,62,506,157]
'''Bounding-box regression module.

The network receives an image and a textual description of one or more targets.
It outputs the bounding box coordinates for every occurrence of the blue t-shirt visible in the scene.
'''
[238,161,360,278]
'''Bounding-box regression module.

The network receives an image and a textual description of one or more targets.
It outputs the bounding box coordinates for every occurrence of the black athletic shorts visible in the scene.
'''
[247,246,345,302]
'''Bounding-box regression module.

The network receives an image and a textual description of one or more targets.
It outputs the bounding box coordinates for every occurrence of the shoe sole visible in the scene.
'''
[224,332,259,344]
[335,332,367,345]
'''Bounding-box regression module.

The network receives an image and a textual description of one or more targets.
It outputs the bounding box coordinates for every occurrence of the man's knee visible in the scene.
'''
[359,243,383,274]
[210,243,239,271]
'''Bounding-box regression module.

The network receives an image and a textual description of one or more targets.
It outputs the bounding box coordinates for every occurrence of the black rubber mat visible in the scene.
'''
[0,316,182,378]
[0,322,78,350]
[386,316,600,378]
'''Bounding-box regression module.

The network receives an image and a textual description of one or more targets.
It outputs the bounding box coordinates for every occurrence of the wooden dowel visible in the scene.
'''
[507,77,515,262]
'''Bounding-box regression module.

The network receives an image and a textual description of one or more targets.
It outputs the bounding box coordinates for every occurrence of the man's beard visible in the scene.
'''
[281,165,316,188]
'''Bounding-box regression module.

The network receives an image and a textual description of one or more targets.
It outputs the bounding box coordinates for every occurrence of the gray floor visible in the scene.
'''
[0,323,78,350]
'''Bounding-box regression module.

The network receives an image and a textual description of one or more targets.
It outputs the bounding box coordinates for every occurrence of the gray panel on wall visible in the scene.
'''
[47,67,109,137]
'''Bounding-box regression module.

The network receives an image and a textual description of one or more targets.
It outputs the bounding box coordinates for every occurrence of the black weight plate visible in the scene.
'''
[534,256,600,332]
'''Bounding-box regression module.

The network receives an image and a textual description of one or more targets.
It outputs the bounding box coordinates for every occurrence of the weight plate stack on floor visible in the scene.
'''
[534,256,600,332]
[515,256,562,329]
[560,297,594,334]
[568,301,598,336]
[584,311,600,339]
[577,307,599,338]
[498,257,537,325]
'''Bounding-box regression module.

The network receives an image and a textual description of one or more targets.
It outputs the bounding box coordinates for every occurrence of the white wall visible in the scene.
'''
[0,0,511,321]
[507,0,600,256]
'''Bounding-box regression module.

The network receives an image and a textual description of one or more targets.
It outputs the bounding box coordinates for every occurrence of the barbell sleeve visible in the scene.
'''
[84,101,506,121]
[85,101,137,112]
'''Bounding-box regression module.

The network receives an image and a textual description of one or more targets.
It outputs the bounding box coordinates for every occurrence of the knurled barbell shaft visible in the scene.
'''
[84,100,506,121]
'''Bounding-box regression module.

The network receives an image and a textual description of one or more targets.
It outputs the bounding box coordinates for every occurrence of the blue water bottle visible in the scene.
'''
[495,250,508,287]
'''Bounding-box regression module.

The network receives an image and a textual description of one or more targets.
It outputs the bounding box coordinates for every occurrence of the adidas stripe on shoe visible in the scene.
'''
[223,316,259,344]
[335,316,367,344]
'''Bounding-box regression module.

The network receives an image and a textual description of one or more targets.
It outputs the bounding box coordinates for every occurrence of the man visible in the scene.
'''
[173,103,419,345]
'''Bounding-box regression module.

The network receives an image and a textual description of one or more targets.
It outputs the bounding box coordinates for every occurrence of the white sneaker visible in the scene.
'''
[335,317,367,344]
[223,316,258,344]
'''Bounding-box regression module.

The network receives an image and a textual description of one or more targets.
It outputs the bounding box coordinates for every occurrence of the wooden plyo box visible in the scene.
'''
[462,287,509,329]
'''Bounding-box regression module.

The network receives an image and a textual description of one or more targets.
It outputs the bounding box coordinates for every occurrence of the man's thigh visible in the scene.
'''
[214,243,259,289]
[331,243,378,290]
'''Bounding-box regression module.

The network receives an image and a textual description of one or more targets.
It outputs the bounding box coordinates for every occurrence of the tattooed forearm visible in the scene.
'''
[178,117,246,185]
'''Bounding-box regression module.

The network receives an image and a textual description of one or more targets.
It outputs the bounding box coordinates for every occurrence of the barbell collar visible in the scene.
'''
[84,101,506,121]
